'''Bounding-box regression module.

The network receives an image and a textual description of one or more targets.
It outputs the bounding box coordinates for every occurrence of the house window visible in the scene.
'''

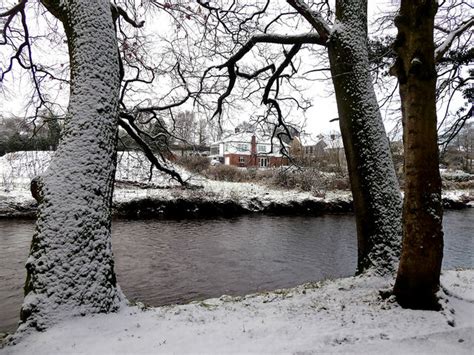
[237,143,249,152]
[257,144,267,153]
[210,145,219,155]
[239,156,245,164]
[259,157,268,168]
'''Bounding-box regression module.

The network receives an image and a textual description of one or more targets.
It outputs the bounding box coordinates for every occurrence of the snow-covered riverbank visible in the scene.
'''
[0,151,472,218]
[3,178,472,219]
[2,269,473,354]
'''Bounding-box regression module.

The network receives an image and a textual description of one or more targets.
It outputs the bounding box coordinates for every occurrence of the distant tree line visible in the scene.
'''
[440,121,473,173]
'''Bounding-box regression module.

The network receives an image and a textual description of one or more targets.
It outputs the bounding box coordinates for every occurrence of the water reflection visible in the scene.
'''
[112,215,358,308]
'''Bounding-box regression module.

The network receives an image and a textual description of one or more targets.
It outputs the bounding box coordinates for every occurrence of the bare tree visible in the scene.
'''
[434,0,473,151]
[442,121,473,172]
[173,110,197,144]
[368,0,473,148]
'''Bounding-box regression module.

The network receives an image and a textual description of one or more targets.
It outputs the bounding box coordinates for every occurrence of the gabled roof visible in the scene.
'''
[212,132,280,145]
[299,132,344,149]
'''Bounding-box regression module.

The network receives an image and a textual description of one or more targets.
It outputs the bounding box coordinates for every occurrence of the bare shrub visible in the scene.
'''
[203,166,278,183]
[206,165,243,182]
[255,169,275,182]
[272,169,293,189]
[177,155,210,174]
[325,175,350,190]
[271,168,350,192]
[272,168,321,191]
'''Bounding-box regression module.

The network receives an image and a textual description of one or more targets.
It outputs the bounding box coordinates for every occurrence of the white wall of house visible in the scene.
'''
[223,141,251,155]
[209,132,285,165]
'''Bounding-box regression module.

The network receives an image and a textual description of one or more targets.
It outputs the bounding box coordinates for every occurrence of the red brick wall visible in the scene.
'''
[268,156,288,167]
[225,154,253,167]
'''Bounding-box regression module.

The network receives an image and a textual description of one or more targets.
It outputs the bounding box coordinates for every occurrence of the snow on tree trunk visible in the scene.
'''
[328,0,402,275]
[392,0,444,310]
[19,0,124,331]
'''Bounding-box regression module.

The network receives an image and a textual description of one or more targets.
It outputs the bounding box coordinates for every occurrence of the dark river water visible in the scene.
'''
[1,210,473,333]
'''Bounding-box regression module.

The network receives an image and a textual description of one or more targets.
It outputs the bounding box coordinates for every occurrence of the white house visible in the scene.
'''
[210,132,288,168]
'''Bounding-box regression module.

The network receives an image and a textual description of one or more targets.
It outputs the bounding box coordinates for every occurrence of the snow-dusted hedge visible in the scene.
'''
[440,169,473,182]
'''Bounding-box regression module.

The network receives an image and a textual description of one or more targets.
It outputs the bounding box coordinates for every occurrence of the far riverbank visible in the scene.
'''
[0,182,471,219]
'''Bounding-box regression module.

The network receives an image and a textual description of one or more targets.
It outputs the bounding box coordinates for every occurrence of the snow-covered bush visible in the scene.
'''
[441,170,473,182]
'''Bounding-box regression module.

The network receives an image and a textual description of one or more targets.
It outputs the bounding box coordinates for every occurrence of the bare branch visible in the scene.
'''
[119,113,187,186]
[0,0,27,18]
[222,33,325,65]
[111,4,145,28]
[236,64,275,79]
[435,17,474,62]
[286,0,331,41]
[263,43,301,104]
[209,32,324,119]
[136,94,191,113]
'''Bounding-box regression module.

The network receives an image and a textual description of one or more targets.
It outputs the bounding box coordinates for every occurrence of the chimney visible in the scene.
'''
[251,135,257,167]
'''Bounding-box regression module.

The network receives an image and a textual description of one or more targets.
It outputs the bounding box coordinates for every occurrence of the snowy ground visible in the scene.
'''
[0,151,353,209]
[0,151,472,210]
[2,270,473,354]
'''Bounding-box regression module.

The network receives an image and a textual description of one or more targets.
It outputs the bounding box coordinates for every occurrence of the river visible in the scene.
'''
[1,210,473,333]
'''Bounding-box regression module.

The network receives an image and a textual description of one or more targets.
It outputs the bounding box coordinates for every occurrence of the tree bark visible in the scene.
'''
[20,0,124,330]
[327,0,402,274]
[393,0,444,310]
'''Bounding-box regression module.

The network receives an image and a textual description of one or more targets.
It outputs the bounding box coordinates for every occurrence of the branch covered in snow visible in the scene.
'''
[435,17,474,62]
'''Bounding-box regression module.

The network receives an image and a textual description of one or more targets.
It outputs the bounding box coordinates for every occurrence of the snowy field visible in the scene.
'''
[2,270,473,354]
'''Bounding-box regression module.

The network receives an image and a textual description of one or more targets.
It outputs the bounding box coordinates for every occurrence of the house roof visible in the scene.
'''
[211,132,283,145]
[299,132,344,149]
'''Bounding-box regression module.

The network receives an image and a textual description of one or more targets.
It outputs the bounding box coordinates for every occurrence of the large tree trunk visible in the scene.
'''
[393,0,443,310]
[19,0,124,331]
[327,0,402,274]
